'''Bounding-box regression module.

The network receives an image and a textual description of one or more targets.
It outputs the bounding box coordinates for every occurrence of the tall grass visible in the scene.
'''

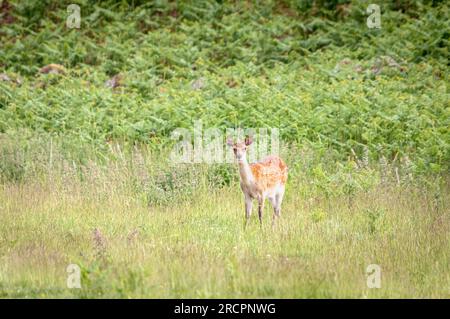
[0,138,448,298]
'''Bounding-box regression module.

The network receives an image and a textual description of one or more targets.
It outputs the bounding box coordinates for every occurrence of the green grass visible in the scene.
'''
[0,0,449,298]
[0,143,449,298]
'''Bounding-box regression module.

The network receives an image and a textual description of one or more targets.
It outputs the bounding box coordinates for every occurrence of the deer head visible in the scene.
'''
[227,136,253,162]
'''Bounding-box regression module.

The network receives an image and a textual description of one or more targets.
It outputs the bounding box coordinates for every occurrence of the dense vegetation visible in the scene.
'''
[1,0,448,171]
[0,0,448,298]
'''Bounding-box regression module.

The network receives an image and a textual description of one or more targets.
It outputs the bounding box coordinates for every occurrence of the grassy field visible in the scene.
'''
[0,145,449,298]
[0,142,449,298]
[0,0,449,298]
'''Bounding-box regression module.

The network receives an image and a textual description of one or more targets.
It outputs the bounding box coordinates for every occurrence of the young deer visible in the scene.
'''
[227,136,288,227]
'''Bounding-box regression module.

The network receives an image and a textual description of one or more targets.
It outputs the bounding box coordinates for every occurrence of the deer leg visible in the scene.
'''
[244,196,253,228]
[268,196,277,227]
[275,185,285,217]
[258,196,265,227]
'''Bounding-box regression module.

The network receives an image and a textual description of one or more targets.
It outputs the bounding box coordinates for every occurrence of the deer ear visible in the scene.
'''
[245,136,253,146]
[226,137,234,146]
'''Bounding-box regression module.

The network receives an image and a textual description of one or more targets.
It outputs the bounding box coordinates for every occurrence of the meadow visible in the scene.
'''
[0,0,449,298]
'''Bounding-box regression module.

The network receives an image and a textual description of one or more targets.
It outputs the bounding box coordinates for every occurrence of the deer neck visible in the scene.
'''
[238,158,254,185]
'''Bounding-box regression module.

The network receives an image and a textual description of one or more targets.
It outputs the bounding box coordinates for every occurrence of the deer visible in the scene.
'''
[227,136,288,227]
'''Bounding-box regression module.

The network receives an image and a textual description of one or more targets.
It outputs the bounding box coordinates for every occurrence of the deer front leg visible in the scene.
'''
[258,196,265,226]
[244,195,253,228]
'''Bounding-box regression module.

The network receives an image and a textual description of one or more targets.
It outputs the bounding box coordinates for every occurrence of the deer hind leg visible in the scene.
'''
[268,196,278,227]
[274,184,285,217]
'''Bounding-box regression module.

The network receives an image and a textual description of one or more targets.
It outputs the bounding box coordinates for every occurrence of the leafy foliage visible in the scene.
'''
[1,1,448,172]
